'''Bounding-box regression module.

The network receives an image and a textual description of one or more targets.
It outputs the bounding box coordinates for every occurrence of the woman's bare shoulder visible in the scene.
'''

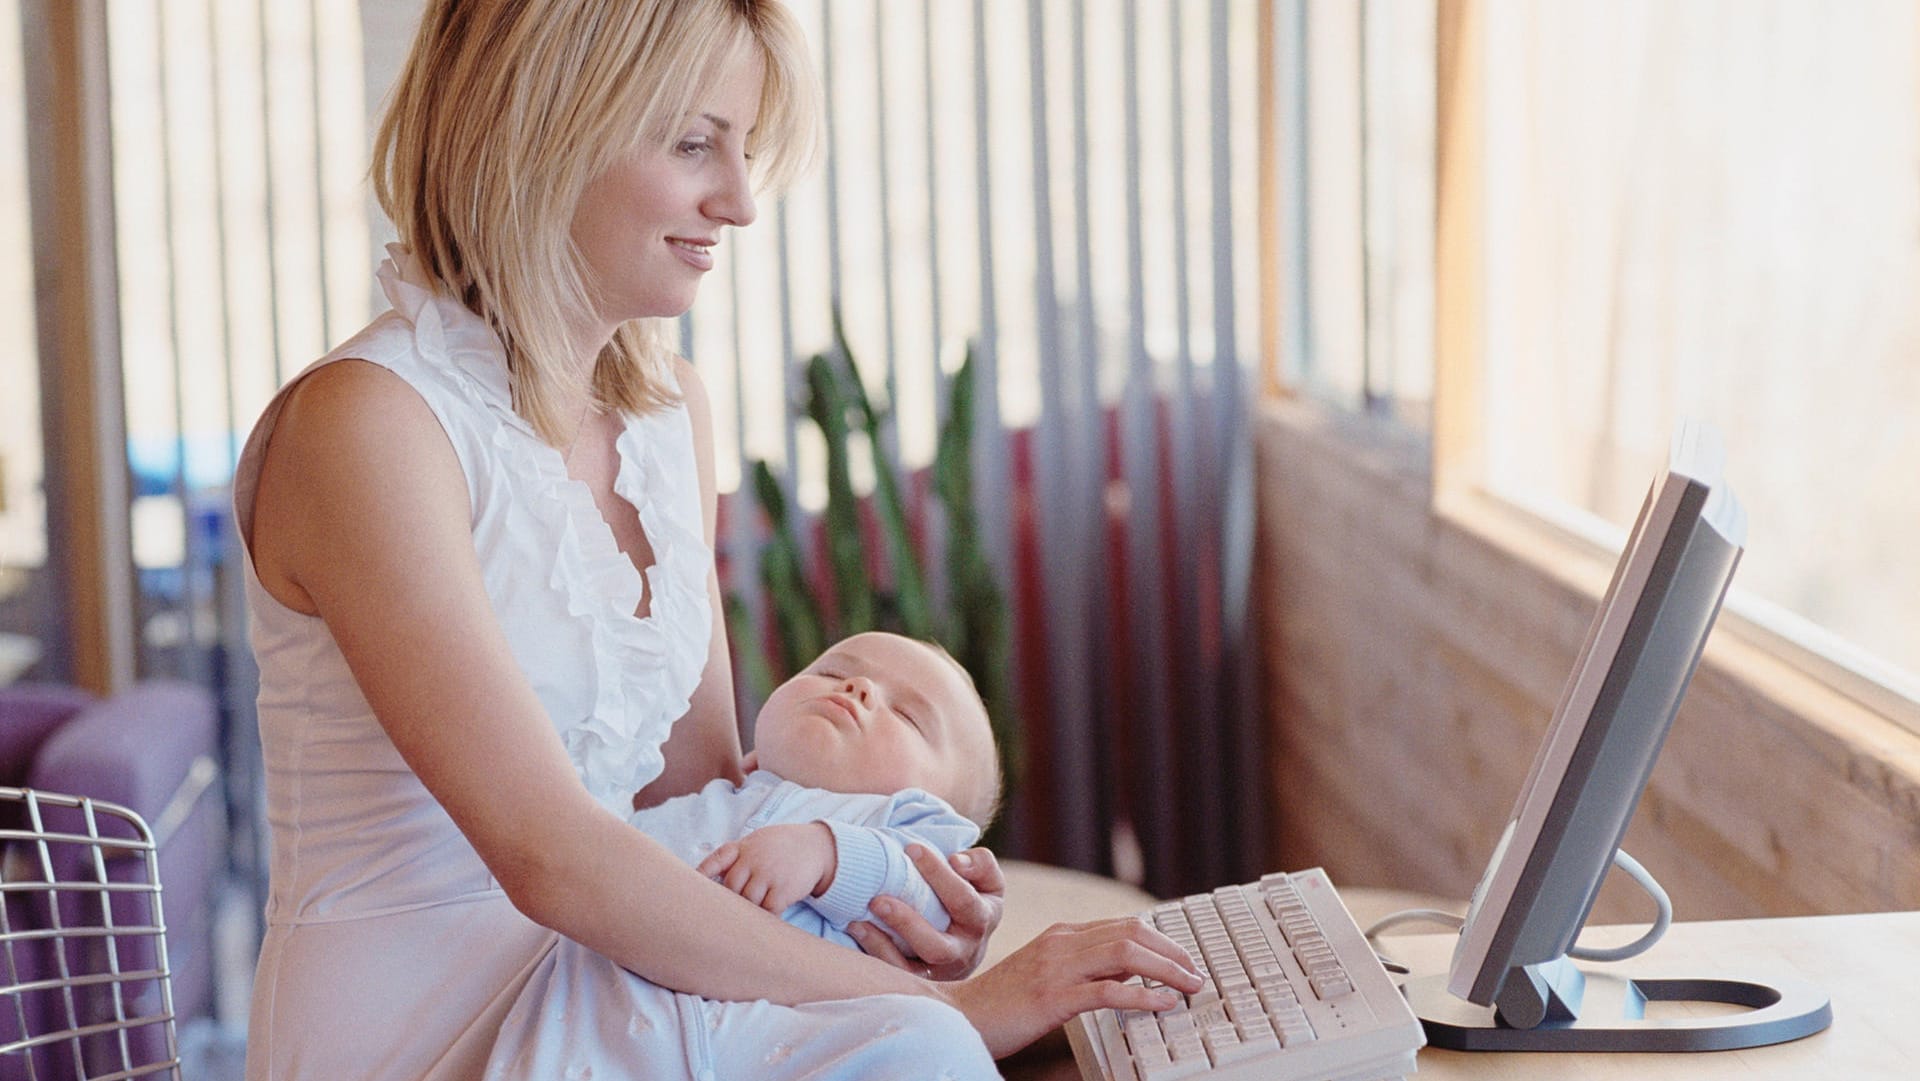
[251,358,471,613]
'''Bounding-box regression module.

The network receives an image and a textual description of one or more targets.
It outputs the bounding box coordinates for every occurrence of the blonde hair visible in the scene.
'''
[371,0,819,443]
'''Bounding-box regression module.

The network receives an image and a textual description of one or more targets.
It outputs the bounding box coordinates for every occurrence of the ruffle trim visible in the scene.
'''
[376,245,714,814]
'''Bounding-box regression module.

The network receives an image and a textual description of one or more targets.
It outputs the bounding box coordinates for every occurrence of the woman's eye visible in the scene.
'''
[677,138,711,157]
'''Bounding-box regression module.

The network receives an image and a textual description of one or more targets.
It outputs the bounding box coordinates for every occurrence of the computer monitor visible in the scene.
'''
[1400,421,1832,1052]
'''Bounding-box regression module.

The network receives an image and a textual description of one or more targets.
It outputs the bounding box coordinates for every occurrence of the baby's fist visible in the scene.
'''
[698,822,836,914]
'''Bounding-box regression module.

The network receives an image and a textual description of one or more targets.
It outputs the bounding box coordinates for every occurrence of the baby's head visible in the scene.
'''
[747,632,1000,827]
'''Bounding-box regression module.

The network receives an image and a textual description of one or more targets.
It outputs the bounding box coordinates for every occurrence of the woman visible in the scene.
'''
[234,1,1199,1078]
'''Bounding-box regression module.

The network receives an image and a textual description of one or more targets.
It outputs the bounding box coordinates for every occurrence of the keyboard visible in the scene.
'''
[1065,868,1425,1081]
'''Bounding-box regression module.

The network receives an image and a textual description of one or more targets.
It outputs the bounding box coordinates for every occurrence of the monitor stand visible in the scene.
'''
[1400,955,1833,1052]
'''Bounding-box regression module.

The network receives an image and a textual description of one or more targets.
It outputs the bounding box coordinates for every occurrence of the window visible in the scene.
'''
[1477,0,1920,705]
[106,0,369,677]
[1272,0,1433,423]
[1273,0,1920,721]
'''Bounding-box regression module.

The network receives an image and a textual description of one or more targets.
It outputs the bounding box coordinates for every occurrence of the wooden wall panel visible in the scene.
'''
[1254,397,1920,923]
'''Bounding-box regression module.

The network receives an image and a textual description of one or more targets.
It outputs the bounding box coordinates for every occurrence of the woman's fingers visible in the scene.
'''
[1056,978,1186,1019]
[846,920,916,972]
[867,844,1006,977]
[922,845,1006,931]
[1038,918,1203,991]
[869,897,965,969]
[948,915,1207,1059]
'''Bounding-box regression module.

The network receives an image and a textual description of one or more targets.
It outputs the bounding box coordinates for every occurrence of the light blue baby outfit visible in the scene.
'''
[632,770,981,950]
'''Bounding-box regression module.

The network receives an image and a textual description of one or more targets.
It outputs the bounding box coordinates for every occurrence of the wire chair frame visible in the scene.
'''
[1,786,182,1081]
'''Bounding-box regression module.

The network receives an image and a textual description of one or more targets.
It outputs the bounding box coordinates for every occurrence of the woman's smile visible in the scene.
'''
[667,235,716,271]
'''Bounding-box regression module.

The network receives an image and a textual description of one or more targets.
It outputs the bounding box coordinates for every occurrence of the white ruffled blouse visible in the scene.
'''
[292,245,712,816]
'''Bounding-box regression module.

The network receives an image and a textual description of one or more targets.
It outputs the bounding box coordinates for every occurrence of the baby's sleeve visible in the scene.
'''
[806,791,980,935]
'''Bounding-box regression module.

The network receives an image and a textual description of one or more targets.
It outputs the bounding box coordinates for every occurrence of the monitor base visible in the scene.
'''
[1401,970,1832,1052]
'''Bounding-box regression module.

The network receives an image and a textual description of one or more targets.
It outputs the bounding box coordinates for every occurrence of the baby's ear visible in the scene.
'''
[741,749,759,772]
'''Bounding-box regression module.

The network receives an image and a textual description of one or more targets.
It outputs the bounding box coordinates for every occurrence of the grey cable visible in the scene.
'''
[1567,848,1672,963]
[1360,848,1673,969]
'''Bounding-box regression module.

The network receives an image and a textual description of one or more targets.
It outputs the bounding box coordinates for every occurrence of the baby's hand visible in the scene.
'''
[696,821,837,914]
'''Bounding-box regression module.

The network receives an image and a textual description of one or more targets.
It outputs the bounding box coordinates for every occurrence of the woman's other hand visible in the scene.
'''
[943,916,1206,1059]
[848,844,1004,980]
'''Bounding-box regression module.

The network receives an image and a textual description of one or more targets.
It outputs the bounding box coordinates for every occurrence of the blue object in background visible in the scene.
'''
[127,432,245,497]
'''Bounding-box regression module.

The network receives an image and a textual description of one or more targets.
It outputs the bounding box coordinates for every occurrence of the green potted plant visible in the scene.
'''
[726,316,1020,838]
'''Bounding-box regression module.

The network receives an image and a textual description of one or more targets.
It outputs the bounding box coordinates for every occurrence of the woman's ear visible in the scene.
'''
[741,749,759,772]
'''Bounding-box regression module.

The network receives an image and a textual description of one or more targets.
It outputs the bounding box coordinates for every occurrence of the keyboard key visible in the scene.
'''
[1236,1017,1278,1045]
[1276,1018,1318,1047]
[1122,1015,1164,1054]
[1223,991,1262,1022]
[1168,1032,1207,1064]
[1134,1043,1172,1068]
[1210,1034,1272,1066]
[1310,972,1355,999]
[1137,1054,1209,1081]
[1159,1011,1196,1038]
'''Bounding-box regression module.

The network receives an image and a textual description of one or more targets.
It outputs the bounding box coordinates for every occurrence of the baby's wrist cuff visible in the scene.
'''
[813,819,889,927]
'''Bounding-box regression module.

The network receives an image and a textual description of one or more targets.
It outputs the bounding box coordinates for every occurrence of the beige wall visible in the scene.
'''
[1253,395,1920,923]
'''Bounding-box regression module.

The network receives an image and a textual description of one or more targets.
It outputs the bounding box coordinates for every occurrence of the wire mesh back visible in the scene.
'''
[1,786,181,1081]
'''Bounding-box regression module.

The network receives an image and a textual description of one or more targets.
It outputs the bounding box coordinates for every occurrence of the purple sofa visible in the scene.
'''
[1,680,222,1076]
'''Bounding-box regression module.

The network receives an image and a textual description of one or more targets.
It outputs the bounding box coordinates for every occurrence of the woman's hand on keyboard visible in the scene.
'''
[850,843,1006,981]
[943,917,1207,1059]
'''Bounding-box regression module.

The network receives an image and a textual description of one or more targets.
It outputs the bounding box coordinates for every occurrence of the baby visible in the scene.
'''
[630,630,1001,949]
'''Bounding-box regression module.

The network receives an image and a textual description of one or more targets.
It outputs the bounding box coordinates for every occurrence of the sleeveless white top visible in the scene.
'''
[233,246,713,1080]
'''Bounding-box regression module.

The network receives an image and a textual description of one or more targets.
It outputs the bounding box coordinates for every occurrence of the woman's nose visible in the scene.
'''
[705,156,757,228]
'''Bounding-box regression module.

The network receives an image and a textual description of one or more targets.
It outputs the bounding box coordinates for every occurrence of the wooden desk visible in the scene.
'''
[1382,911,1918,1079]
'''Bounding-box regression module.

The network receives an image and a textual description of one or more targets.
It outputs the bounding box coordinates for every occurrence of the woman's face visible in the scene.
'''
[570,44,764,334]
